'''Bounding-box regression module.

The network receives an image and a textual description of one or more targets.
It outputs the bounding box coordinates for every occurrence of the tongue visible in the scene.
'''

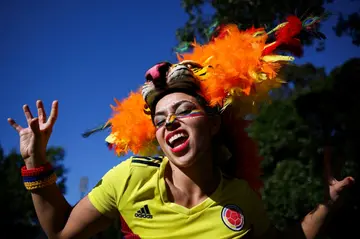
[172,137,188,148]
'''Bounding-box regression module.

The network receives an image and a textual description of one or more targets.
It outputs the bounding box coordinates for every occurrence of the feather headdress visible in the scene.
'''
[83,15,325,191]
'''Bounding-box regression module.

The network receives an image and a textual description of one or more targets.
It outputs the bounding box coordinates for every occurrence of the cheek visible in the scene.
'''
[189,117,212,141]
[155,128,165,145]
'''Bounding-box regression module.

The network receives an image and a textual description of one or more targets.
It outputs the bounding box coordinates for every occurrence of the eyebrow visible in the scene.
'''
[154,100,196,117]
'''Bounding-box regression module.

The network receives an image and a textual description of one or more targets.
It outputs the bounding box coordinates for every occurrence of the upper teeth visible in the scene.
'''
[168,133,186,145]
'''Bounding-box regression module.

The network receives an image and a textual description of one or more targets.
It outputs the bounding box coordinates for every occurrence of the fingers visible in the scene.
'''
[338,177,355,189]
[8,100,58,133]
[36,100,47,124]
[23,104,34,124]
[7,118,23,133]
[30,117,41,135]
[331,177,355,198]
[47,100,58,127]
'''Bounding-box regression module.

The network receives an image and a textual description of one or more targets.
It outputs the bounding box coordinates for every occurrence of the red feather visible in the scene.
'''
[263,15,303,56]
[276,16,302,42]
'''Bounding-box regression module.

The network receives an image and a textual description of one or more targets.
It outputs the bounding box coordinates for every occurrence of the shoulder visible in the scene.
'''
[96,155,165,187]
[109,155,164,171]
[108,155,165,181]
[222,175,261,199]
[222,174,250,190]
[129,155,164,168]
[90,155,166,198]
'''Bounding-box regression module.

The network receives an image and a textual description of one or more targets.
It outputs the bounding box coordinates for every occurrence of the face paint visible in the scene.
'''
[165,114,177,128]
[156,109,205,131]
[176,109,204,119]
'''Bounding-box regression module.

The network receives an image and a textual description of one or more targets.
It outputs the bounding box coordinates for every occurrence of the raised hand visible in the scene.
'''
[323,146,355,207]
[8,100,58,168]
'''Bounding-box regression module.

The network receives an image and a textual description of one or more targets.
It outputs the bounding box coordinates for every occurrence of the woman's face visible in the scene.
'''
[154,92,219,168]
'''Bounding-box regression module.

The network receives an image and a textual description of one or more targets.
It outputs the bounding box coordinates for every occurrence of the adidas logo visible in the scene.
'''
[134,205,153,219]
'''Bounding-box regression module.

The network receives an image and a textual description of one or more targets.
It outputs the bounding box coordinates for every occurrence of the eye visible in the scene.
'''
[155,120,165,127]
[177,109,192,115]
[154,117,166,128]
[175,104,196,116]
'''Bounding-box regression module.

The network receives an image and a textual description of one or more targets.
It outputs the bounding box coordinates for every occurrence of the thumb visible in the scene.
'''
[337,177,355,191]
[30,117,41,135]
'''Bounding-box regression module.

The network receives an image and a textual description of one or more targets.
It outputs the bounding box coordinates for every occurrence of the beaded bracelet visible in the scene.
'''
[21,163,57,190]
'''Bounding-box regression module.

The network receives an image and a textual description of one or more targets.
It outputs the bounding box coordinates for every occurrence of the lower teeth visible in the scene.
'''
[172,137,188,148]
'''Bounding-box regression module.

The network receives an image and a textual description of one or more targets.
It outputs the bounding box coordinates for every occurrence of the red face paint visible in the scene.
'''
[155,109,205,131]
[176,109,205,119]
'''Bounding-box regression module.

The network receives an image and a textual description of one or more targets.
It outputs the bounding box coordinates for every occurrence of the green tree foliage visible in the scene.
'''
[176,0,359,49]
[334,3,360,46]
[247,58,360,238]
[0,146,68,239]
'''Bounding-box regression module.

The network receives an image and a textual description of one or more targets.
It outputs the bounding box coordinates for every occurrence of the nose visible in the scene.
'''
[165,114,180,130]
[145,62,172,87]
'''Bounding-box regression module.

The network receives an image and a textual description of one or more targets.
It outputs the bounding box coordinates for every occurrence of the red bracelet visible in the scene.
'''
[21,162,53,177]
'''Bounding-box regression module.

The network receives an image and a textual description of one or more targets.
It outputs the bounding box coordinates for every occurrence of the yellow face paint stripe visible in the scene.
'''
[167,114,177,125]
[156,110,205,130]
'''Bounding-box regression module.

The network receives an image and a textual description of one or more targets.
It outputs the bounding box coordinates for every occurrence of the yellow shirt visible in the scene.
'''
[88,156,270,238]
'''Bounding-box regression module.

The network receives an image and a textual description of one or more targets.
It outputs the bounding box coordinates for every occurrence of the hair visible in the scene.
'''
[150,89,263,191]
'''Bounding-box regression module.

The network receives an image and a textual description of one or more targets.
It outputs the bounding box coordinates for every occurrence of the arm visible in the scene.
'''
[29,157,130,239]
[255,203,329,239]
[300,204,329,239]
[293,176,354,239]
[255,145,355,239]
[31,150,129,239]
[246,182,344,239]
[29,158,129,239]
[8,100,117,239]
[287,147,355,239]
[31,186,113,239]
[256,161,354,239]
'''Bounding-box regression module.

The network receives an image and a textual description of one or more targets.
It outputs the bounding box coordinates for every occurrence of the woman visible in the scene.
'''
[8,16,354,239]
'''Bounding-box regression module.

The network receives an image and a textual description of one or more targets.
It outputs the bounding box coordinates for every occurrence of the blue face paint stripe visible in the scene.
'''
[177,111,205,119]
[155,110,205,130]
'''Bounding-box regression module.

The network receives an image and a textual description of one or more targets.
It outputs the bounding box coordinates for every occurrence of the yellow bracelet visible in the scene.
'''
[23,173,57,190]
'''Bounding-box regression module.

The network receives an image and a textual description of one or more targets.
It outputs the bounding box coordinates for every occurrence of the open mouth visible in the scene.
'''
[166,130,190,153]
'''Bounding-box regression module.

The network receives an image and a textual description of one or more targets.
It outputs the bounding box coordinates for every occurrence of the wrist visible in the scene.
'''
[322,196,337,212]
[21,162,57,191]
[24,157,48,169]
[318,203,331,213]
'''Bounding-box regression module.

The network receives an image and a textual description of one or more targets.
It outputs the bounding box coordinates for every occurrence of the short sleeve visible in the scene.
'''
[246,184,271,237]
[88,158,132,218]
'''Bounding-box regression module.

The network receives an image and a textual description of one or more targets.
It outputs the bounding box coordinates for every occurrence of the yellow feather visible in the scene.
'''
[262,55,295,62]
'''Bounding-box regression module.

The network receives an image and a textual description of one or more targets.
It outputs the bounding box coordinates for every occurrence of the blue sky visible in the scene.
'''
[1,0,359,205]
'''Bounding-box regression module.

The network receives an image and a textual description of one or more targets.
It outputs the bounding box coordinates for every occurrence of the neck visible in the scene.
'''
[166,150,220,200]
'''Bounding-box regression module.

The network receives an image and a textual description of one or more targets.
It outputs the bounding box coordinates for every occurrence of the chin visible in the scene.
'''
[163,136,202,169]
[170,154,197,168]
[165,146,199,169]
